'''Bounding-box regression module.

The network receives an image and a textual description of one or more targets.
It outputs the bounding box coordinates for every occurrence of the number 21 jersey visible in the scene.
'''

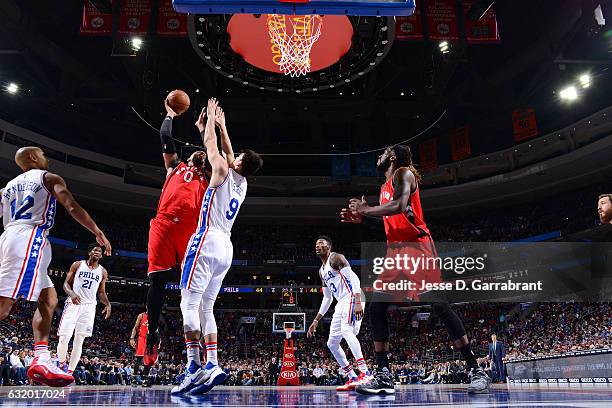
[70,260,104,305]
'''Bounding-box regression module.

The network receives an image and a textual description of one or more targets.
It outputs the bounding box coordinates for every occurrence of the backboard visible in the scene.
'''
[173,0,416,16]
[272,312,306,334]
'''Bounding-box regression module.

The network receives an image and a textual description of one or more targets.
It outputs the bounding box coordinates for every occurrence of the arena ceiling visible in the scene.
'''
[0,0,610,169]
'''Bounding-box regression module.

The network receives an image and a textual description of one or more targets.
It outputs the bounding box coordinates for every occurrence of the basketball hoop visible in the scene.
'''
[267,14,323,77]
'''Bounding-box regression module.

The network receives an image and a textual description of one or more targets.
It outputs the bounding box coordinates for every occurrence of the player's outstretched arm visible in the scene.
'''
[160,100,181,173]
[44,173,112,256]
[215,106,235,167]
[98,269,111,319]
[63,261,82,305]
[349,168,416,217]
[196,98,228,186]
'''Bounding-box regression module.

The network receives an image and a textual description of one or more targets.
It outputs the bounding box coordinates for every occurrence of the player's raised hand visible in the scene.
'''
[207,98,218,119]
[215,106,226,129]
[95,231,112,256]
[349,195,369,214]
[195,107,206,133]
[164,99,178,118]
[102,304,112,319]
[340,208,363,223]
[307,320,318,338]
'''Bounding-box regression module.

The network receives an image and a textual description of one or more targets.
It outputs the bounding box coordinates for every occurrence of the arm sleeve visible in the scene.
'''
[318,287,333,316]
[160,116,177,154]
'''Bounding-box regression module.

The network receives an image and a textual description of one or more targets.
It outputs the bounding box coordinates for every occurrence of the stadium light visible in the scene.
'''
[6,83,19,94]
[579,73,591,88]
[439,41,450,54]
[559,86,578,101]
[131,37,143,51]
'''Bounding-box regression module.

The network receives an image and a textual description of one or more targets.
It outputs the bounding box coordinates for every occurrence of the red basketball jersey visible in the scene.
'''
[379,175,431,243]
[156,162,208,229]
[138,313,149,339]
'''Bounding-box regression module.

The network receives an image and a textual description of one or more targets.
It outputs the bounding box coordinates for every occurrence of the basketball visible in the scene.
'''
[166,89,190,114]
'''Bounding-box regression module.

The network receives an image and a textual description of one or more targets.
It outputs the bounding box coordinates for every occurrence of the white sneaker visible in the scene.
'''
[27,355,74,387]
[171,362,205,395]
[190,362,227,394]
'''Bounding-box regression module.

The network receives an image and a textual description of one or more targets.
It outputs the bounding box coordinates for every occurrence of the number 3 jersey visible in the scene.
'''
[69,260,104,305]
[1,169,56,231]
[319,252,362,302]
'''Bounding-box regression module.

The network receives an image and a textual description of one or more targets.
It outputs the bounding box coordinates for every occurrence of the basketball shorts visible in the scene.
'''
[147,215,196,274]
[136,335,146,357]
[0,225,54,302]
[180,228,232,297]
[57,302,97,338]
[329,292,365,339]
[376,238,441,302]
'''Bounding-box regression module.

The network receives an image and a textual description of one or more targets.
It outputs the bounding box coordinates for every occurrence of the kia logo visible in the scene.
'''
[283,361,295,367]
[281,371,297,379]
[284,353,294,359]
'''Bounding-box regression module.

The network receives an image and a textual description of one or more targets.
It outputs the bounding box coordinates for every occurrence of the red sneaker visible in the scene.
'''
[144,332,160,367]
[336,375,360,391]
[27,357,74,387]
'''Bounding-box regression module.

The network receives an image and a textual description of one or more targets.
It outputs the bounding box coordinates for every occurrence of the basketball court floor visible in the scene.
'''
[2,384,612,407]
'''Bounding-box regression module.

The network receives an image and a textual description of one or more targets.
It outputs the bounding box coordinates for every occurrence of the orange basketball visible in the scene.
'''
[166,89,190,114]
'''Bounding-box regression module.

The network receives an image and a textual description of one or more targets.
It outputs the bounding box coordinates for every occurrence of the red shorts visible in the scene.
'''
[136,335,146,357]
[376,238,441,302]
[147,215,196,274]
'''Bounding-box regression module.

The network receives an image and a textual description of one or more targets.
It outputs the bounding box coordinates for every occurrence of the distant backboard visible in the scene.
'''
[173,0,416,16]
[272,312,306,333]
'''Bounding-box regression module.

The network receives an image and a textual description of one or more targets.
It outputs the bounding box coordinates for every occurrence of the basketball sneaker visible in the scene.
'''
[170,361,205,395]
[355,368,395,395]
[59,362,69,373]
[27,356,74,387]
[190,362,228,395]
[144,331,161,366]
[336,372,371,391]
[467,367,491,394]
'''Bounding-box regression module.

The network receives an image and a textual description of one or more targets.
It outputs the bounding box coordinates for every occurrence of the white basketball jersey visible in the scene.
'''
[319,252,361,301]
[70,260,104,305]
[1,169,56,231]
[197,169,247,236]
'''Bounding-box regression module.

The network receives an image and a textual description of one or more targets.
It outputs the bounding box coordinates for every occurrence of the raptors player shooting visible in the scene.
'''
[56,243,111,374]
[145,99,209,366]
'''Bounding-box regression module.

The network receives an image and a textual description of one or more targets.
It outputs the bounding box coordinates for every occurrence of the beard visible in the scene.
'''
[376,157,391,173]
[601,211,612,224]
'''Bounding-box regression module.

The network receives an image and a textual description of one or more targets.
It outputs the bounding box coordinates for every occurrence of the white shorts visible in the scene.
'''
[0,225,54,301]
[329,293,365,340]
[180,228,232,298]
[57,302,96,338]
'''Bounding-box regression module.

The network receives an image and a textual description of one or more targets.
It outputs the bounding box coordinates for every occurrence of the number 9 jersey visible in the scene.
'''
[180,169,247,293]
[0,169,55,301]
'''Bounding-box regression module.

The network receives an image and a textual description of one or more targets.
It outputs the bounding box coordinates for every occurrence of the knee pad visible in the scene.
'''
[327,337,341,350]
[368,302,390,342]
[181,290,202,333]
[199,296,217,336]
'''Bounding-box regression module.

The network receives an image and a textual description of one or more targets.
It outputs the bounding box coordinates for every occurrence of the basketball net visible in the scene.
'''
[284,327,294,339]
[267,14,323,77]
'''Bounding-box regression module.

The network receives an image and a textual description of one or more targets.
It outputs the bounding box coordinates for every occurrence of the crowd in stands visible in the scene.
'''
[37,181,609,271]
[1,301,610,386]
